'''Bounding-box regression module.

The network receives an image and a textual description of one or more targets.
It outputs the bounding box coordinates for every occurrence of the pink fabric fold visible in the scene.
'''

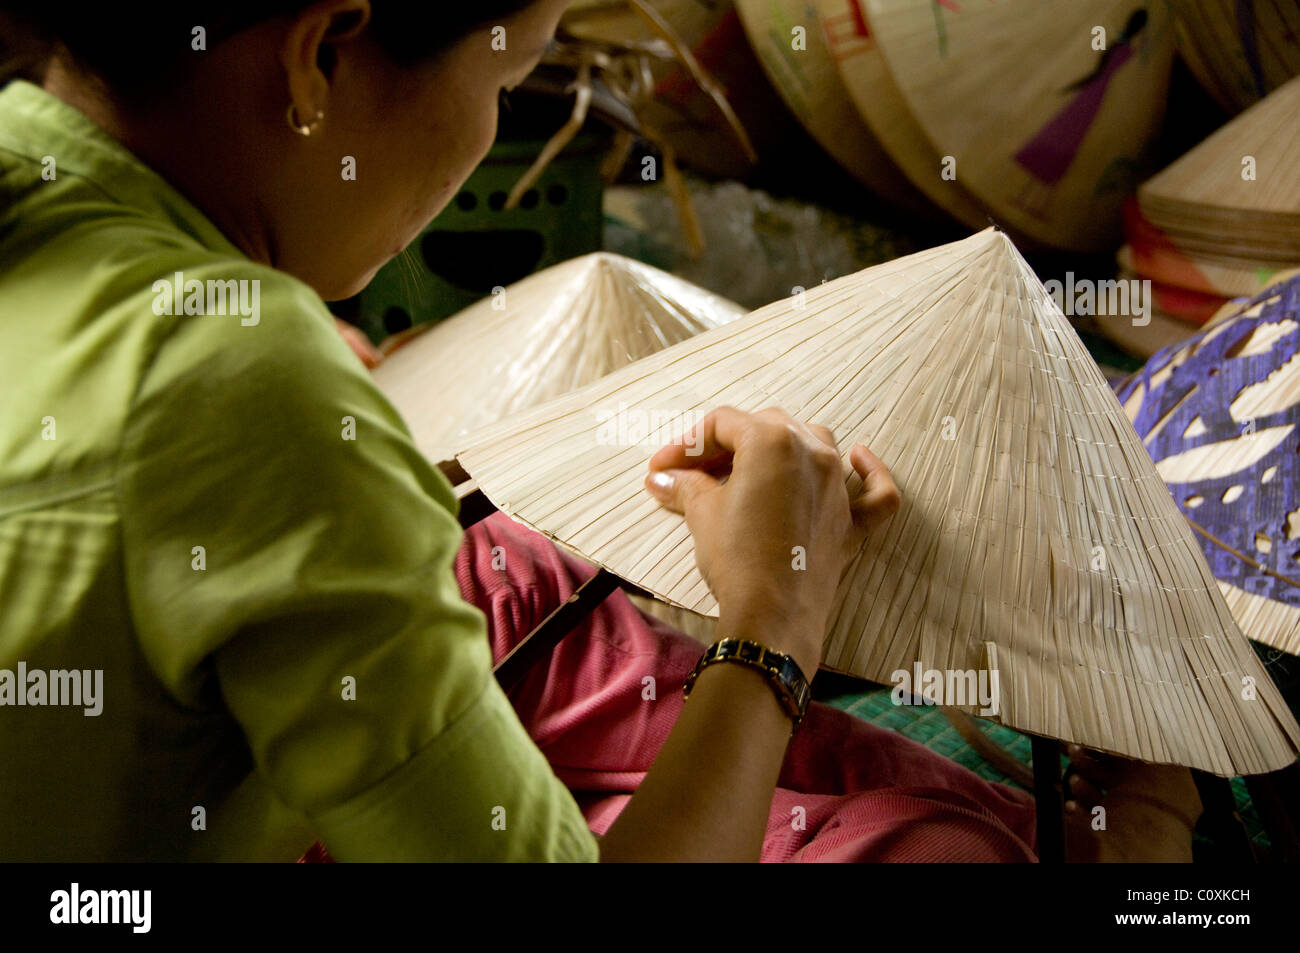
[456,513,1038,863]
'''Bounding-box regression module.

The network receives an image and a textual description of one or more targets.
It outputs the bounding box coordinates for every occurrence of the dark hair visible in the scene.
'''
[1,3,539,94]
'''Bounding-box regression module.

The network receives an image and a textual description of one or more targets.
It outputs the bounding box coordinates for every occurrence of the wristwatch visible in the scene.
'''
[682,638,812,730]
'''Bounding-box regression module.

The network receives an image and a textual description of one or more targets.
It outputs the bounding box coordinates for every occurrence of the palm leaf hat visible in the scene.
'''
[454,229,1300,775]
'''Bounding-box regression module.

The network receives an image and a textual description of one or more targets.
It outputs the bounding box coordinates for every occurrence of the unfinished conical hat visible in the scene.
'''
[459,229,1300,775]
[1115,274,1300,656]
[1138,74,1300,263]
[860,0,1175,252]
[812,0,987,229]
[373,253,745,463]
[1171,0,1300,115]
[734,0,930,212]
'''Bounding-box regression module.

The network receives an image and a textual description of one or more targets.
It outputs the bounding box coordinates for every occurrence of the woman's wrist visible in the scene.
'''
[714,607,824,682]
[685,637,812,730]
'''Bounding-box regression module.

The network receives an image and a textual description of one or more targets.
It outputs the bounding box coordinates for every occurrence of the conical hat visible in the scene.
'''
[458,229,1300,775]
[1171,0,1300,115]
[1116,274,1300,657]
[1122,199,1294,300]
[733,0,931,211]
[1090,265,1205,360]
[1115,258,1229,325]
[812,0,987,229]
[1138,74,1300,263]
[374,253,745,462]
[859,0,1175,252]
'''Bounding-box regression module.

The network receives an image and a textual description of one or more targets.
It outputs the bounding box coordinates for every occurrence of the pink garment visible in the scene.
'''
[457,512,1038,862]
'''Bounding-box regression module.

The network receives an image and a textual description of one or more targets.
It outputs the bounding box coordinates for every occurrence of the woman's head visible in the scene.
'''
[5,0,569,299]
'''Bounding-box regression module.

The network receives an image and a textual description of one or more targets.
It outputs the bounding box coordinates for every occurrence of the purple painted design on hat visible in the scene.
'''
[1114,275,1300,609]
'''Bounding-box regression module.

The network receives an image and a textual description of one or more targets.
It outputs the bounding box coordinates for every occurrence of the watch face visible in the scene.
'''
[777,656,799,683]
[688,641,809,725]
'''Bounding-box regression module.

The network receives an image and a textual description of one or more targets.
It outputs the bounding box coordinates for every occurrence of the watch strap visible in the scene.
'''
[682,638,811,730]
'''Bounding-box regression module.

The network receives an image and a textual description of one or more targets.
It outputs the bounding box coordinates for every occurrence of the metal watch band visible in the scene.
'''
[682,638,812,729]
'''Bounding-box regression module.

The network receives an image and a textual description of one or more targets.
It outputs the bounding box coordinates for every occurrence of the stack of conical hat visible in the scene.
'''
[1104,73,1300,356]
[373,253,745,464]
[457,228,1300,776]
[1171,0,1300,115]
[1090,267,1223,360]
[1137,74,1300,279]
[733,0,931,213]
[844,0,1175,252]
[1088,207,1235,360]
[1116,272,1300,657]
[1120,199,1287,303]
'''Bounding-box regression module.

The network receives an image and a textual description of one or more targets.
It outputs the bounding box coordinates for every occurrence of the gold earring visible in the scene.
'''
[287,103,324,136]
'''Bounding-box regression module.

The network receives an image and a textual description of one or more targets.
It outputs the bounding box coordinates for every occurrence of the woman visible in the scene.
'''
[0,1,1195,861]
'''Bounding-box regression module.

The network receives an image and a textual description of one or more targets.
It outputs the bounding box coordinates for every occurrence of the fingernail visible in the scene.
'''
[647,471,674,494]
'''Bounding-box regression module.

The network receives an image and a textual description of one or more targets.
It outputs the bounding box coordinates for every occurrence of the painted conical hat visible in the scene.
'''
[734,0,931,212]
[1116,274,1300,657]
[1122,198,1295,300]
[458,229,1300,775]
[859,0,1175,252]
[1115,257,1229,325]
[812,0,987,229]
[374,253,745,463]
[1171,0,1300,115]
[1090,264,1206,360]
[1138,74,1300,263]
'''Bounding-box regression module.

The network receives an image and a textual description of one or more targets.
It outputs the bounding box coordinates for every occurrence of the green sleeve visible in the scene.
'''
[115,259,599,861]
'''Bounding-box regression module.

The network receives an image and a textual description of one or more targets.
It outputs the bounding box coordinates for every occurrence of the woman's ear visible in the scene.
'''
[280,0,372,119]
[323,3,371,41]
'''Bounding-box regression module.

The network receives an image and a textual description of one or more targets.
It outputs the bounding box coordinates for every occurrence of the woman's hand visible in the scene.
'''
[333,317,384,369]
[604,409,899,861]
[644,406,900,674]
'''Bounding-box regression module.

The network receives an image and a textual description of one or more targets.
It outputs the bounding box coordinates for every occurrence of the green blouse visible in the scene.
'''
[0,80,599,862]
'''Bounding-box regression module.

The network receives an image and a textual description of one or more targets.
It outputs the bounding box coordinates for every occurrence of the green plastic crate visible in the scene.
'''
[358,132,608,344]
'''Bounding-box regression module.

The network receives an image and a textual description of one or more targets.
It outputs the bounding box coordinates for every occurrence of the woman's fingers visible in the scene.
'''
[333,317,383,369]
[649,416,902,539]
[644,467,721,516]
[805,423,837,449]
[1066,771,1106,808]
[650,409,848,469]
[1066,744,1126,790]
[647,405,748,473]
[848,444,902,533]
[849,444,889,486]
